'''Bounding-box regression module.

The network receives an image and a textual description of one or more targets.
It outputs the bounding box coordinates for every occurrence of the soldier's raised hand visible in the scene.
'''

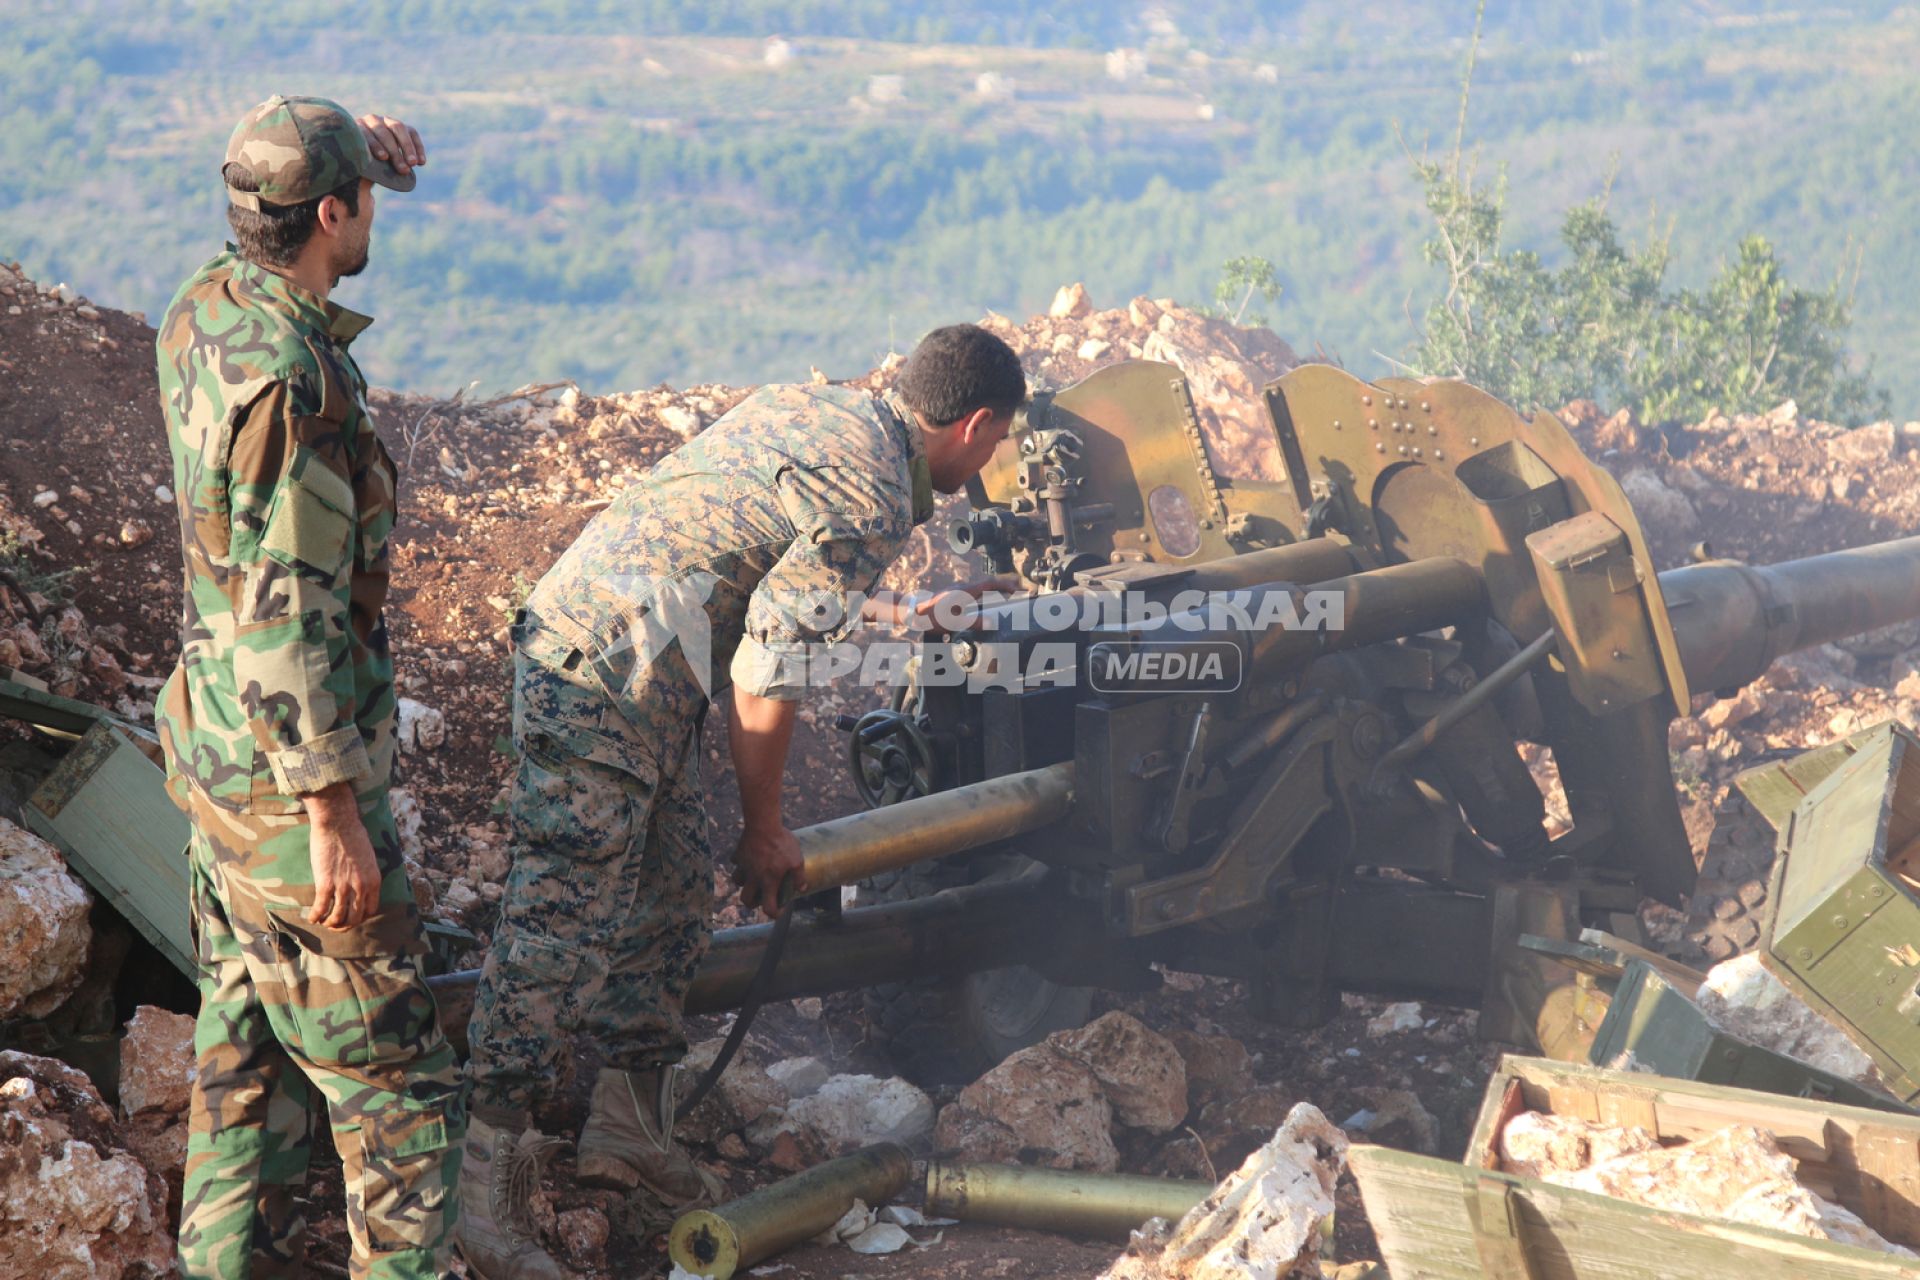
[357,114,425,175]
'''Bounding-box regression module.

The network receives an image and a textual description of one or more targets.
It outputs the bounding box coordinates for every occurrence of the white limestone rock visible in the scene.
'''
[1556,1122,1912,1256]
[934,1045,1118,1171]
[1101,1102,1348,1279]
[396,697,446,752]
[767,1074,935,1154]
[118,1006,194,1118]
[0,817,91,1019]
[1051,1011,1189,1133]
[766,1055,831,1100]
[0,1051,173,1278]
[1697,953,1878,1085]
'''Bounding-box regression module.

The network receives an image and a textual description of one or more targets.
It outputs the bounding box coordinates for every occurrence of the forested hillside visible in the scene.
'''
[4,0,1914,410]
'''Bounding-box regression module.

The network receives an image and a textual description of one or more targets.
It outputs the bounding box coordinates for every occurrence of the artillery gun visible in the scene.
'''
[423,360,1920,1084]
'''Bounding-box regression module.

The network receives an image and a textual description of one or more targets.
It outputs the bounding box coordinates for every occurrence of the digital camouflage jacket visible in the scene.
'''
[154,248,398,813]
[526,383,934,716]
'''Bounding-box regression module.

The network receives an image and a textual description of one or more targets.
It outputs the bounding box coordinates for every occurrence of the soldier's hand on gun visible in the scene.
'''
[304,786,384,930]
[734,823,805,918]
[356,114,426,175]
[909,575,1023,635]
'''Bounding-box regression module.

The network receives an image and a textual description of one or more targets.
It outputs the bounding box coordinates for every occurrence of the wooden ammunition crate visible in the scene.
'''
[1766,721,1920,1102]
[1351,1055,1920,1279]
[1588,958,1905,1113]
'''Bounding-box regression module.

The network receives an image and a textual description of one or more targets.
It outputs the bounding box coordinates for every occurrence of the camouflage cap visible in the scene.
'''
[224,95,415,210]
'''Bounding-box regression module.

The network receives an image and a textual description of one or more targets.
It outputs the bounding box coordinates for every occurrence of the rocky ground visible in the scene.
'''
[5,256,1920,1276]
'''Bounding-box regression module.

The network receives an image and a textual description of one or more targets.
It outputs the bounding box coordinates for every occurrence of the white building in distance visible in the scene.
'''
[1106,48,1149,82]
[975,71,1013,99]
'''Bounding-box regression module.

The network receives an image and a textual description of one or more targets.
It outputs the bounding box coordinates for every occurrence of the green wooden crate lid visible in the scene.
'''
[23,721,193,976]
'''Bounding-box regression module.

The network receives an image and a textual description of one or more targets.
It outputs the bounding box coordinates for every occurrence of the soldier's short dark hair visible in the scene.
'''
[896,324,1027,427]
[224,163,361,269]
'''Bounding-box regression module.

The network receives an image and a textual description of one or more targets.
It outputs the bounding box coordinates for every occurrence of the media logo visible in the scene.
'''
[1086,640,1244,694]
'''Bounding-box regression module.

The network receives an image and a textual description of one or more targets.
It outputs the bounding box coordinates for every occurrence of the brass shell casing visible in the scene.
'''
[668,1143,914,1278]
[925,1160,1210,1240]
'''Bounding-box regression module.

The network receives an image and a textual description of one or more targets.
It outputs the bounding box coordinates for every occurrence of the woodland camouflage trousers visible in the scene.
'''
[177,791,463,1280]
[464,618,713,1122]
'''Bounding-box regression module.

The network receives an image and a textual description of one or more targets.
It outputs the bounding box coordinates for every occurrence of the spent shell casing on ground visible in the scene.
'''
[668,1142,914,1278]
[925,1160,1211,1239]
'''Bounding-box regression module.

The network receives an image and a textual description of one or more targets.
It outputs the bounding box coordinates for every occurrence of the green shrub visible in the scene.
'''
[1412,159,1887,426]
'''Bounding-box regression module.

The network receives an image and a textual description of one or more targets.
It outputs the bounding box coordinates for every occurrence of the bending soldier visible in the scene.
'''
[458,325,1027,1278]
[155,97,463,1279]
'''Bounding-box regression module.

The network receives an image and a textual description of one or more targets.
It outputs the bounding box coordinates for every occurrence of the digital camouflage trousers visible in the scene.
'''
[178,789,463,1280]
[464,618,714,1122]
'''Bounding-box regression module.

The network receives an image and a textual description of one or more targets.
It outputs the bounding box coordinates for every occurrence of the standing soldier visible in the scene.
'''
[155,96,461,1280]
[457,326,1027,1278]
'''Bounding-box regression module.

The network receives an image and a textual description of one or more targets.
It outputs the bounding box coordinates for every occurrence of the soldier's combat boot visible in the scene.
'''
[456,1114,569,1280]
[575,1065,724,1206]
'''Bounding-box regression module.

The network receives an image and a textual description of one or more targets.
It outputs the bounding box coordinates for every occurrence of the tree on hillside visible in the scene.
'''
[1213,255,1283,326]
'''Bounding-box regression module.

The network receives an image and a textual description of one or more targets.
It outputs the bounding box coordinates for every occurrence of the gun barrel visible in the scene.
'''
[1659,536,1920,693]
[1249,556,1487,678]
[968,539,1364,654]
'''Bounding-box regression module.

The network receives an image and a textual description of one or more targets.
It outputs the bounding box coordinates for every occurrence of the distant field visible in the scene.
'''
[4,2,1916,413]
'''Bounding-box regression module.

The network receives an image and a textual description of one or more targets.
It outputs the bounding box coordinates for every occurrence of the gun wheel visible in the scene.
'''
[859,860,1094,1086]
[847,708,936,809]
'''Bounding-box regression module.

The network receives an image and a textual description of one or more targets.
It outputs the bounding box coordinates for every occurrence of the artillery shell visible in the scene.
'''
[925,1160,1211,1240]
[668,1142,913,1278]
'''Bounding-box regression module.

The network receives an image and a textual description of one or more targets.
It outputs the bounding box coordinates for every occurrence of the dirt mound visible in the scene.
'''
[0,261,170,714]
[980,283,1299,482]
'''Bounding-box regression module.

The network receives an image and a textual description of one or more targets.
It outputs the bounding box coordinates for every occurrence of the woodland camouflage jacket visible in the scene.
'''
[526,383,935,713]
[154,248,398,813]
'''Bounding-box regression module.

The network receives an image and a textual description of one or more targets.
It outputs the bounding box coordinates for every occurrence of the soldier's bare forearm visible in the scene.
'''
[859,590,923,629]
[728,688,799,832]
[728,689,806,914]
[300,780,362,828]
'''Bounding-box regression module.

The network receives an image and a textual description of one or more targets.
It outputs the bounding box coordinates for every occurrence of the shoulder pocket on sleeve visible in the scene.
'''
[260,445,355,575]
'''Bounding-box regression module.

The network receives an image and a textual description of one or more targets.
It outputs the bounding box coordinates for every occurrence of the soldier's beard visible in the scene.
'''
[332,227,371,281]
